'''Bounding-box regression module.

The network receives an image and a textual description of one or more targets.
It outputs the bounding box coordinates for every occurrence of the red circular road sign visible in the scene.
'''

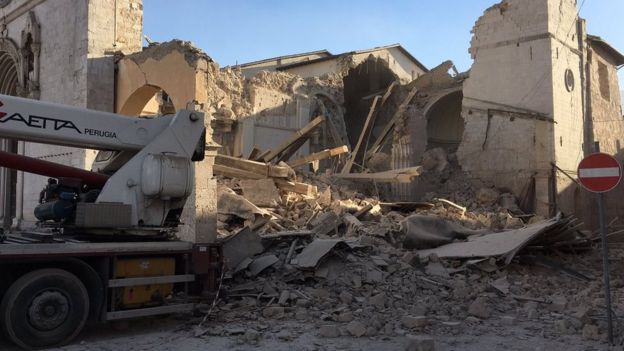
[577,153,622,193]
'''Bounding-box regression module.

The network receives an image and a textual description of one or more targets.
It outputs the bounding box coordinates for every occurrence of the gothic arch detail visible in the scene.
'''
[20,11,41,99]
[0,37,21,95]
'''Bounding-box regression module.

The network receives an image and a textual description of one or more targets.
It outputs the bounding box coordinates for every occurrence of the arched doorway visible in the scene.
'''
[118,84,175,117]
[0,47,20,230]
[343,56,398,150]
[425,89,464,151]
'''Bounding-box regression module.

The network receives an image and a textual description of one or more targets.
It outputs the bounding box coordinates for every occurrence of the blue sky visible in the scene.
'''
[143,0,624,83]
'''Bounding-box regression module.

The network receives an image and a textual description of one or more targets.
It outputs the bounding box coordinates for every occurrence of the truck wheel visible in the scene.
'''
[0,268,89,350]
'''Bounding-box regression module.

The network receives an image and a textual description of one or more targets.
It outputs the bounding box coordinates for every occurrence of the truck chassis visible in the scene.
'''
[0,233,221,349]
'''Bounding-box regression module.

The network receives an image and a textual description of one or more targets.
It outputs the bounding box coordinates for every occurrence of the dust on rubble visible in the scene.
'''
[199,146,616,350]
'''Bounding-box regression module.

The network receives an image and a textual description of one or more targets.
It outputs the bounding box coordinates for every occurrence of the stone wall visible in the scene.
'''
[586,43,624,226]
[548,0,585,217]
[116,41,218,242]
[0,0,142,227]
[457,0,583,216]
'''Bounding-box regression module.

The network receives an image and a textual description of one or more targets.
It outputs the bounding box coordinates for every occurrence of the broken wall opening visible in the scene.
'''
[425,89,464,151]
[343,56,397,151]
[118,84,175,116]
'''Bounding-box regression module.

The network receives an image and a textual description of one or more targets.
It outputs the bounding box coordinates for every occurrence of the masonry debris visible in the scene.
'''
[206,118,617,346]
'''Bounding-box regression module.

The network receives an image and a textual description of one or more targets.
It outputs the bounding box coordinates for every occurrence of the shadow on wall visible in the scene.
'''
[119,84,175,117]
[343,56,398,153]
[556,148,624,231]
[425,89,464,152]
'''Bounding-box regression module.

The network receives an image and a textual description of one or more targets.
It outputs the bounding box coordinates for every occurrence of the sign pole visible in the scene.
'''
[577,151,621,344]
[598,192,614,344]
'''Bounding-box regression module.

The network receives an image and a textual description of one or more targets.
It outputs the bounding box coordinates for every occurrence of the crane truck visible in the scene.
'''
[0,94,222,350]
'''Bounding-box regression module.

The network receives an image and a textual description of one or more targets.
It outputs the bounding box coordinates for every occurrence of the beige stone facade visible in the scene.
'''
[1,0,622,236]
[116,41,218,243]
[0,0,143,229]
[456,0,623,227]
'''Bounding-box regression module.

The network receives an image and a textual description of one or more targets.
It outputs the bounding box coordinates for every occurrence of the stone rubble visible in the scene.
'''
[206,138,615,349]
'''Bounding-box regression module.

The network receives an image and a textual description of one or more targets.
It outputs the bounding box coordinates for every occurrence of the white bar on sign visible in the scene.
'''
[579,167,620,178]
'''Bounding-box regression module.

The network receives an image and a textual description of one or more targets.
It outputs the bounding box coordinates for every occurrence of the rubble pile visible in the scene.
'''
[205,64,613,346]
[207,141,611,345]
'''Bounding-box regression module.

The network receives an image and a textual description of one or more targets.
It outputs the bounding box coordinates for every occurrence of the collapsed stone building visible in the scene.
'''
[0,0,623,238]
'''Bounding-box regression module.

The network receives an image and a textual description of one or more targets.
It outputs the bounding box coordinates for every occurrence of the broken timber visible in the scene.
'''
[334,166,423,183]
[364,86,419,160]
[274,179,317,196]
[341,96,380,174]
[214,155,291,178]
[262,116,326,163]
[287,145,348,168]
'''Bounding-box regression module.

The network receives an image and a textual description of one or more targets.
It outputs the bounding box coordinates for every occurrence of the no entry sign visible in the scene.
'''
[577,153,622,193]
[578,152,622,344]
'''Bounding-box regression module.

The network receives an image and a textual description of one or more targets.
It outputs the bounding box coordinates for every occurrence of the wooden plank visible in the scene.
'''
[262,116,326,162]
[364,87,418,160]
[254,149,271,162]
[362,81,398,167]
[353,204,373,219]
[215,154,290,178]
[380,81,399,106]
[287,145,349,168]
[333,166,423,183]
[325,115,347,147]
[213,164,264,180]
[341,96,381,174]
[248,146,262,160]
[277,136,310,163]
[274,179,318,196]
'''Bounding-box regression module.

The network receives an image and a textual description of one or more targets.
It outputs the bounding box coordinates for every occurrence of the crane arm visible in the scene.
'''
[0,94,172,151]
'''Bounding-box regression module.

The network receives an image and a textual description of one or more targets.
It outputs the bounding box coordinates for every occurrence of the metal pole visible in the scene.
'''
[598,192,614,344]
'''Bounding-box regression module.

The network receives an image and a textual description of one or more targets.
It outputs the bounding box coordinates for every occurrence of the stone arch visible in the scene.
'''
[0,50,18,95]
[0,37,23,95]
[118,84,176,116]
[424,88,464,150]
[343,55,398,149]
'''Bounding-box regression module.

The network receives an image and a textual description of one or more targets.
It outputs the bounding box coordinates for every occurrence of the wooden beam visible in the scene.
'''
[262,116,326,163]
[380,81,399,106]
[353,204,373,219]
[341,96,380,174]
[215,155,291,178]
[253,149,271,162]
[277,136,310,163]
[247,146,262,160]
[333,166,423,183]
[287,145,349,168]
[325,115,347,147]
[213,164,264,180]
[362,81,399,168]
[274,179,318,196]
[364,87,418,160]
